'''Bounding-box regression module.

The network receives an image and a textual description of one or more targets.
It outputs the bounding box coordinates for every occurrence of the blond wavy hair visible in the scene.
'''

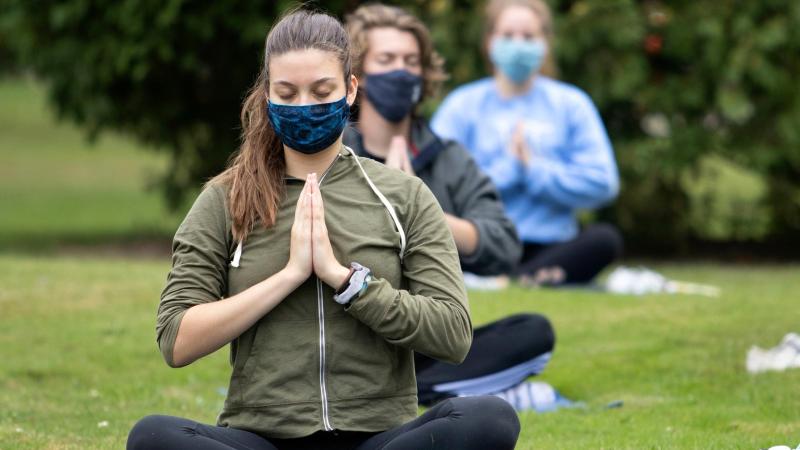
[345,3,448,103]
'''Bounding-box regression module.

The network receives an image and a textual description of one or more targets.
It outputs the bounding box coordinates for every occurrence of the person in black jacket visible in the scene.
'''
[344,3,556,408]
[343,122,521,276]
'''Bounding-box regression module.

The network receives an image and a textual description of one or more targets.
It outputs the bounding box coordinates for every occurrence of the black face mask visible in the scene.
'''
[364,69,423,123]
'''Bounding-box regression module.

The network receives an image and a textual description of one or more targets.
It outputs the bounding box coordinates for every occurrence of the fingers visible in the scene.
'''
[310,173,325,228]
[303,187,312,229]
[401,149,413,174]
[385,147,402,170]
[509,122,531,164]
[513,125,524,151]
[294,178,309,223]
[387,136,413,174]
[294,177,312,223]
[389,135,407,152]
[303,175,314,233]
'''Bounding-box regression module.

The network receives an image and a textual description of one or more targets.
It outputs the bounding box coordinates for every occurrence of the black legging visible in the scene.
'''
[517,223,623,284]
[415,313,555,405]
[127,396,519,450]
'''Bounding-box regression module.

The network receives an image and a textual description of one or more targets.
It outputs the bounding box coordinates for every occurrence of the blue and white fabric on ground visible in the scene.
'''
[416,314,555,407]
[492,381,574,413]
[462,272,510,291]
[429,353,570,413]
[430,352,552,398]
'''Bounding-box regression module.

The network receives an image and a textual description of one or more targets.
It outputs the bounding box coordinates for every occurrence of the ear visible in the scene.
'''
[346,74,359,106]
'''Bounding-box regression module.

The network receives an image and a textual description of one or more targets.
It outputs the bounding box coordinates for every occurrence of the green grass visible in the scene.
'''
[1,255,798,449]
[2,76,798,448]
[0,78,184,250]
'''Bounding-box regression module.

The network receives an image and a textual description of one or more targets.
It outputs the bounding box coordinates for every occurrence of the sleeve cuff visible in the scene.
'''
[458,219,485,267]
[344,277,395,329]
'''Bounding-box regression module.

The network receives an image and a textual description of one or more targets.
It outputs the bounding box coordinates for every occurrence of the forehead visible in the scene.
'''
[494,5,543,33]
[366,27,420,55]
[269,48,343,84]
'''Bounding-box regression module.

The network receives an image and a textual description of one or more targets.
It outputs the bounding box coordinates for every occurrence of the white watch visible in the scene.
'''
[333,262,372,305]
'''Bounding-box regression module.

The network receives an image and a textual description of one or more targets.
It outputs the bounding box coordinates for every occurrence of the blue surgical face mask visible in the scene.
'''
[364,69,423,123]
[489,38,547,84]
[267,96,350,154]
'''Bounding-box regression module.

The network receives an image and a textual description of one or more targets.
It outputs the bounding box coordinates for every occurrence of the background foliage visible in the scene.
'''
[2,0,799,252]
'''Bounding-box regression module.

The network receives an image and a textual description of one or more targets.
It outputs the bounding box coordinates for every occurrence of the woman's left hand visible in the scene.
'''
[508,121,531,166]
[308,173,351,289]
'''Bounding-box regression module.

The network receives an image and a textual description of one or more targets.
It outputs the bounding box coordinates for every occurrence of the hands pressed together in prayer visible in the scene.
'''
[508,121,531,166]
[385,135,416,176]
[285,173,351,290]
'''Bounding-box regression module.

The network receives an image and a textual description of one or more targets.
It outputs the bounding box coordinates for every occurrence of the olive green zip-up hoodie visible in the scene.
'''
[156,146,472,439]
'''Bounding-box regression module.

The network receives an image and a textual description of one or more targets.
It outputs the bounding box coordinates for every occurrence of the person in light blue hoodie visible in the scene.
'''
[432,0,623,285]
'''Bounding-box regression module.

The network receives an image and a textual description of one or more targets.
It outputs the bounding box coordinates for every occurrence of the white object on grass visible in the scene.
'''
[492,381,573,413]
[605,266,720,297]
[462,273,510,291]
[747,333,800,374]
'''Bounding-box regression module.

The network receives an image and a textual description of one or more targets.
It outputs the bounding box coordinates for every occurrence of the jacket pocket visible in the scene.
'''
[326,318,410,401]
[233,318,319,407]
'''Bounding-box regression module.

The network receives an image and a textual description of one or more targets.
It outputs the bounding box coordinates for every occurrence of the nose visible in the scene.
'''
[390,60,410,72]
[296,92,323,106]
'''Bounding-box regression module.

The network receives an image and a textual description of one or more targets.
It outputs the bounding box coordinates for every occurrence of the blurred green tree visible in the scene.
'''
[3,0,799,250]
[549,0,800,250]
[1,0,357,205]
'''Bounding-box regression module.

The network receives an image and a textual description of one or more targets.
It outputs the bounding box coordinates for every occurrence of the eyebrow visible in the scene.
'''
[376,50,420,57]
[273,77,337,88]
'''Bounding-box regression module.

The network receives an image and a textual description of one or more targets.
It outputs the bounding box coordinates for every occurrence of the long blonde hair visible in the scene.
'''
[208,10,352,243]
[484,0,558,78]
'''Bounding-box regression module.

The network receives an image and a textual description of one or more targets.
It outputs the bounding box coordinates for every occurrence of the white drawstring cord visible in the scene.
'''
[344,146,407,262]
[231,240,242,268]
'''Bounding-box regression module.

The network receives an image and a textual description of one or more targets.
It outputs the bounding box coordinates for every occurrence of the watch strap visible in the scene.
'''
[333,262,371,305]
[335,266,356,295]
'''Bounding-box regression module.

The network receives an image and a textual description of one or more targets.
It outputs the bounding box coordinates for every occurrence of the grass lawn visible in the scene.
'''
[0,78,184,250]
[2,76,799,448]
[1,254,799,449]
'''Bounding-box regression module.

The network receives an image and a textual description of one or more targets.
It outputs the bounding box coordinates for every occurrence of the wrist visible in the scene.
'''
[323,264,351,289]
[332,262,372,306]
[280,265,307,287]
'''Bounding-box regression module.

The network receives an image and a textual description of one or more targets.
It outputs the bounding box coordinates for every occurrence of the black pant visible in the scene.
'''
[517,223,623,284]
[415,313,555,405]
[127,396,519,450]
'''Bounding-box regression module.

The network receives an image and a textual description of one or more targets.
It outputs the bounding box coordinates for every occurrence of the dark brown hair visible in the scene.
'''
[484,0,558,78]
[208,9,352,242]
[345,3,447,102]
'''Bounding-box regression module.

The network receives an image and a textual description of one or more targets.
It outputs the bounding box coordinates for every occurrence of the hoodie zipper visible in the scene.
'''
[316,277,333,431]
[316,154,339,432]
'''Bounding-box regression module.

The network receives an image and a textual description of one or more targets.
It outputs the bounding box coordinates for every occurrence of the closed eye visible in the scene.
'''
[314,90,333,99]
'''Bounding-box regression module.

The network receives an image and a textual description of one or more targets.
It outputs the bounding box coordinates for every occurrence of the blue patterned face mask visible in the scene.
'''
[267,96,350,154]
[490,38,547,84]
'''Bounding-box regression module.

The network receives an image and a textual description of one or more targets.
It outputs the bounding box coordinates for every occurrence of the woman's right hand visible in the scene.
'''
[284,176,313,284]
[508,121,531,166]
